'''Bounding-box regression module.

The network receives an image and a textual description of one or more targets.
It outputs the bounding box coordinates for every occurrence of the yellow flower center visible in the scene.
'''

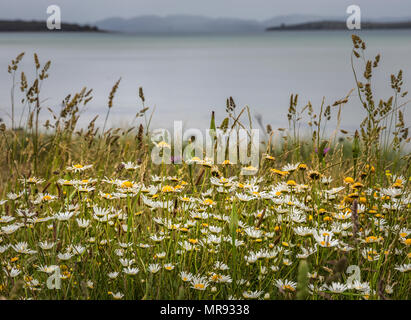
[283,285,295,291]
[211,274,222,281]
[203,199,214,205]
[344,177,354,184]
[157,141,170,148]
[161,185,175,193]
[121,181,133,188]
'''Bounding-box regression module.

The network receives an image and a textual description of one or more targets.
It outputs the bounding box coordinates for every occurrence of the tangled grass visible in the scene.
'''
[0,35,409,300]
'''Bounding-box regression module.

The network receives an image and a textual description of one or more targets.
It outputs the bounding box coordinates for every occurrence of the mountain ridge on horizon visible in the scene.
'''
[94,13,411,33]
[1,14,410,33]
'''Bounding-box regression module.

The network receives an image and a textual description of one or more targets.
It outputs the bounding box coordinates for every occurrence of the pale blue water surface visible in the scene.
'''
[0,31,410,133]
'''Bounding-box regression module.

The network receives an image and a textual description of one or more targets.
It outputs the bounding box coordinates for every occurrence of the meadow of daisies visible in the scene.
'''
[0,35,410,300]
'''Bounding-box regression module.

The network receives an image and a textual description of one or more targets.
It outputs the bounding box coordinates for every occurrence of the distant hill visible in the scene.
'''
[95,15,264,33]
[96,14,345,33]
[2,15,411,33]
[262,14,343,28]
[267,20,411,31]
[0,20,102,32]
[95,14,411,34]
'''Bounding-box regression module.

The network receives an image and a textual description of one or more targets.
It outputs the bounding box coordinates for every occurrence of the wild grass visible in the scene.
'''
[0,35,409,300]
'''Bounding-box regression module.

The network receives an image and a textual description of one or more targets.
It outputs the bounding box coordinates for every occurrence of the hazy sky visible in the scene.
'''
[1,0,410,23]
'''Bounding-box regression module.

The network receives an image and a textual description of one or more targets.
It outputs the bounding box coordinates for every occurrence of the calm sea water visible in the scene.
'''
[0,31,410,132]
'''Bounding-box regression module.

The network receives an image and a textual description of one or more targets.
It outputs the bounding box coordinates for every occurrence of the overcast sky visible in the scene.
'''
[1,0,410,23]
